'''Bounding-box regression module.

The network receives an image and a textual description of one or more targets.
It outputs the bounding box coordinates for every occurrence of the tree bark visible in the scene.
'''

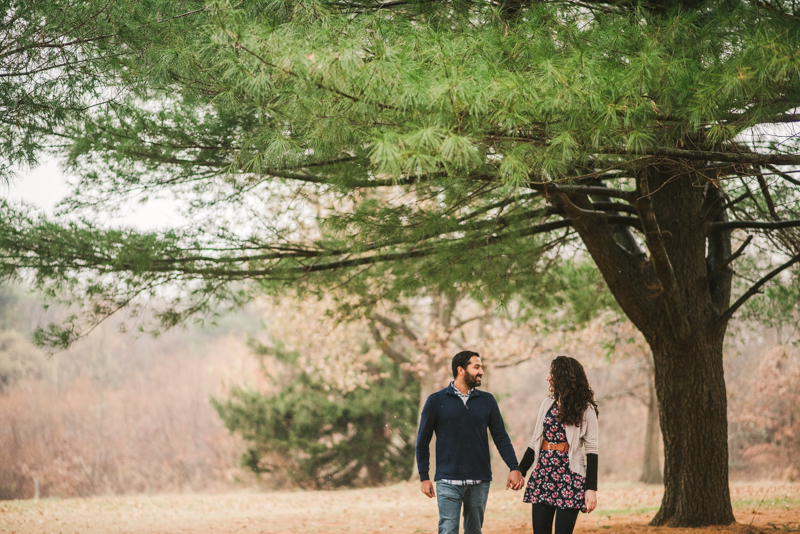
[648,332,734,526]
[366,420,385,486]
[639,374,663,485]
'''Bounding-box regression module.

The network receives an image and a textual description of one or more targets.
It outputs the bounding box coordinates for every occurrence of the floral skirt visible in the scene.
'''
[522,450,587,511]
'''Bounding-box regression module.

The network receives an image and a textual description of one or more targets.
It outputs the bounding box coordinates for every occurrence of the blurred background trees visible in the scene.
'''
[2,276,798,499]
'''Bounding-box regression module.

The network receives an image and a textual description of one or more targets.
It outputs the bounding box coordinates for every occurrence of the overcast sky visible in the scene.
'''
[5,158,183,230]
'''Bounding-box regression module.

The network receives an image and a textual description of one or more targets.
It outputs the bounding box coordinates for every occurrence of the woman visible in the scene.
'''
[518,356,599,534]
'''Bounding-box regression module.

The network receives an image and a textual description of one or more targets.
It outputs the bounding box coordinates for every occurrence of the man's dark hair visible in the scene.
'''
[452,350,480,379]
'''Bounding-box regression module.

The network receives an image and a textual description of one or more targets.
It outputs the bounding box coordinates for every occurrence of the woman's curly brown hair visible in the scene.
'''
[550,355,598,427]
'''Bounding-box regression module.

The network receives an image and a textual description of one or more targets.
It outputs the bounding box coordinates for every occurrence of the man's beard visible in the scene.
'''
[464,371,481,389]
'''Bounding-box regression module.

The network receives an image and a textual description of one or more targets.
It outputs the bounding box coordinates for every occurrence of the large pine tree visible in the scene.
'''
[2,0,800,526]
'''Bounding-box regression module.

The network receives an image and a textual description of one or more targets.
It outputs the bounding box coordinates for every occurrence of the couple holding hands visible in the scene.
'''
[416,351,599,534]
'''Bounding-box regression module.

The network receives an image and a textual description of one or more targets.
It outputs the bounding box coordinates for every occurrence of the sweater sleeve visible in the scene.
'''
[518,447,536,477]
[585,453,598,490]
[583,407,599,455]
[415,395,436,482]
[583,406,598,490]
[488,395,519,471]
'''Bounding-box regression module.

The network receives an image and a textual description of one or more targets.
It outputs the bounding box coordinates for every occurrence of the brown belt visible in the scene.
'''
[541,440,570,453]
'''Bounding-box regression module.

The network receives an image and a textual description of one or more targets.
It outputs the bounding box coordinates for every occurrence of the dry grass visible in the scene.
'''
[0,481,798,534]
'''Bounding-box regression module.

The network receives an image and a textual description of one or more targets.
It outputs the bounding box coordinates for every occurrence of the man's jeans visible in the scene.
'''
[436,481,491,534]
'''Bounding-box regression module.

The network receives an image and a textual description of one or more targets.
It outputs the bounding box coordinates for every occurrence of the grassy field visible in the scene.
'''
[0,481,798,534]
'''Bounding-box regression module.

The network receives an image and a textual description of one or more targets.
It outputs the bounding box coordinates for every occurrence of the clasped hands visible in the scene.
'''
[506,469,524,490]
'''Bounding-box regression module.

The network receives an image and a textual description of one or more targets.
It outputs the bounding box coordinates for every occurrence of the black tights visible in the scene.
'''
[531,504,580,534]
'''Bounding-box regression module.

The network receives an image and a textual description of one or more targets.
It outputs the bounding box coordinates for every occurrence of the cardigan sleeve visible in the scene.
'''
[518,447,537,477]
[583,406,599,455]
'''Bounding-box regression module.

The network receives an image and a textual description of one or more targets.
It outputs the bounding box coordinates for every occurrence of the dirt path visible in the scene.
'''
[1,482,797,534]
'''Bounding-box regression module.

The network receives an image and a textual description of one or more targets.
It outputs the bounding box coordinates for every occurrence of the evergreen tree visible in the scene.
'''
[212,353,419,488]
[1,0,800,525]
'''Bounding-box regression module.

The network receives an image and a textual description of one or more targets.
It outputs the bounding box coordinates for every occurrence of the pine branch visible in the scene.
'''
[264,171,437,188]
[552,196,643,231]
[756,173,780,221]
[530,183,637,202]
[234,43,396,111]
[590,201,639,215]
[766,164,800,187]
[718,252,800,326]
[601,146,800,166]
[710,219,800,231]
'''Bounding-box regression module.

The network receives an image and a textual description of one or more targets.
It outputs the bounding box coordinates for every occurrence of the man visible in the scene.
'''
[416,350,524,534]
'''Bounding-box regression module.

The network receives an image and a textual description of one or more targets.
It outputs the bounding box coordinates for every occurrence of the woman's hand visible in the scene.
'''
[585,490,597,513]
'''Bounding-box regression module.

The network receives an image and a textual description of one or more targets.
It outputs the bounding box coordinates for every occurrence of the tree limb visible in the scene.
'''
[706,235,753,281]
[530,182,637,202]
[590,201,639,215]
[450,313,489,332]
[710,219,800,231]
[367,320,411,366]
[636,175,691,340]
[370,312,419,342]
[600,146,800,166]
[756,173,780,220]
[708,191,751,220]
[766,164,800,186]
[718,252,800,326]
[493,354,535,368]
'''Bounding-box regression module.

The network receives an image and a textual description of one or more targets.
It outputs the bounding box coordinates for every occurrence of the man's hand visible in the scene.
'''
[506,470,524,490]
[421,480,435,498]
[585,489,597,513]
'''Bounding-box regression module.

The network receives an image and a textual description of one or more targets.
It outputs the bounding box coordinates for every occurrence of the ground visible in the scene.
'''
[0,482,798,534]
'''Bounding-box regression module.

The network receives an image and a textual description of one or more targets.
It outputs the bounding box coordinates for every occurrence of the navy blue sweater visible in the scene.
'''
[416,385,519,482]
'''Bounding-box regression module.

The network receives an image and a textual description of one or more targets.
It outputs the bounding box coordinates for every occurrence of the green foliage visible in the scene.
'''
[738,253,800,331]
[0,0,128,182]
[519,261,622,327]
[0,0,798,342]
[212,356,419,488]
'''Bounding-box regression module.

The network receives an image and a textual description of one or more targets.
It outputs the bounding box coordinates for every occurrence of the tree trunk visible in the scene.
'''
[410,353,439,481]
[480,360,502,476]
[639,375,663,485]
[648,333,734,526]
[366,420,385,486]
[556,164,736,526]
[409,292,457,480]
[477,311,503,475]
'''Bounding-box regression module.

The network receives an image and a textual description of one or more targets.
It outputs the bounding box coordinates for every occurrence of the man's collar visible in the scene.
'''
[449,381,478,396]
